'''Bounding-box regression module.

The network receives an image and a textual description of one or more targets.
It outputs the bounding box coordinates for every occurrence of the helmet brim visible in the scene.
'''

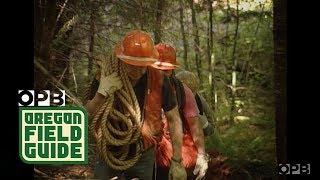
[117,54,158,66]
[151,61,179,70]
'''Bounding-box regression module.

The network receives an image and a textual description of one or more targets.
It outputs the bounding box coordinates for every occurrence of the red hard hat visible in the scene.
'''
[116,30,159,66]
[152,43,179,70]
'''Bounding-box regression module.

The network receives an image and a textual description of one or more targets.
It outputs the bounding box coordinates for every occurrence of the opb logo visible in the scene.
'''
[18,90,65,106]
[278,163,310,175]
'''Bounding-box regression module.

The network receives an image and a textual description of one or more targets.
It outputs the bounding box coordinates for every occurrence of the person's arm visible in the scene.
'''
[187,116,205,153]
[188,116,209,180]
[183,85,208,179]
[165,106,184,161]
[162,76,186,179]
[182,85,205,154]
[165,106,187,180]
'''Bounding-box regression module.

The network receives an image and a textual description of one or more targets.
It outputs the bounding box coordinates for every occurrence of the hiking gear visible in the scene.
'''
[195,93,214,136]
[91,55,142,171]
[175,70,199,93]
[152,43,179,70]
[116,30,159,66]
[195,93,204,115]
[199,114,209,128]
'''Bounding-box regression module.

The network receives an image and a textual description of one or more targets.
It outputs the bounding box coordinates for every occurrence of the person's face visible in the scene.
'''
[123,63,147,80]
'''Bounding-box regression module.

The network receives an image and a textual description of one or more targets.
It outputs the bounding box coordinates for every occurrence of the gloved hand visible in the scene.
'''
[193,153,209,180]
[97,59,122,97]
[97,72,122,97]
[169,159,187,180]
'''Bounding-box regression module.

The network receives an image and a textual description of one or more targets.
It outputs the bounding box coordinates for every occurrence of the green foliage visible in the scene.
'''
[205,83,276,177]
[206,117,276,177]
[35,0,275,178]
[205,128,226,153]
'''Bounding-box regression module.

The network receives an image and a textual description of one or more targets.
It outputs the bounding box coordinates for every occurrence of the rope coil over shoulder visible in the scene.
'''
[90,54,143,171]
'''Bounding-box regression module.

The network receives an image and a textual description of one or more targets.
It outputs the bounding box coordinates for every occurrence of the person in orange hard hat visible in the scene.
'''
[85,30,186,180]
[152,43,209,180]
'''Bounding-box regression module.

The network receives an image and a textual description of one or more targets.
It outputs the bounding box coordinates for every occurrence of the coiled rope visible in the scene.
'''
[90,54,143,171]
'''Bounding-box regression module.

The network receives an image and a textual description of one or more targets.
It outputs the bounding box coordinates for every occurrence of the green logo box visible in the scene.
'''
[19,106,88,164]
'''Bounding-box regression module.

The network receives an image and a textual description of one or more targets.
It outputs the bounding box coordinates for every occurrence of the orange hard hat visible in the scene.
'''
[152,43,179,70]
[116,30,159,66]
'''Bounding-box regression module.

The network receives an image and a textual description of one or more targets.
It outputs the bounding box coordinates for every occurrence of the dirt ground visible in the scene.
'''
[34,148,232,180]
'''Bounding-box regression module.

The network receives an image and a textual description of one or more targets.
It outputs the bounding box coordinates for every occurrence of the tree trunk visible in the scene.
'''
[139,0,144,30]
[52,25,75,88]
[188,0,202,85]
[229,0,240,125]
[274,0,287,168]
[242,4,265,84]
[223,0,231,59]
[34,0,78,90]
[39,0,58,64]
[53,0,79,90]
[179,0,189,70]
[207,0,216,111]
[34,0,45,58]
[34,0,45,90]
[35,0,60,90]
[88,0,96,77]
[154,0,164,44]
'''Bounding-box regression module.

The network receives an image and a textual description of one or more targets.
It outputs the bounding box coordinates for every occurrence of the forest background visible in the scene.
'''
[34,0,276,179]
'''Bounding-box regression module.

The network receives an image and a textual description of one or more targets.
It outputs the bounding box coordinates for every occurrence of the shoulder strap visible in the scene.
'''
[195,93,204,115]
[170,77,185,114]
[170,77,189,131]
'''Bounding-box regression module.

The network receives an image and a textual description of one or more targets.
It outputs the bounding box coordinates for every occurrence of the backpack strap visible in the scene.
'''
[170,77,189,132]
[195,93,204,115]
[175,78,186,111]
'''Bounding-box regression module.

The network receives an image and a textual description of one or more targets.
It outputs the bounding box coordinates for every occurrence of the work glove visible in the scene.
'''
[169,159,187,180]
[193,153,209,180]
[97,59,122,97]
